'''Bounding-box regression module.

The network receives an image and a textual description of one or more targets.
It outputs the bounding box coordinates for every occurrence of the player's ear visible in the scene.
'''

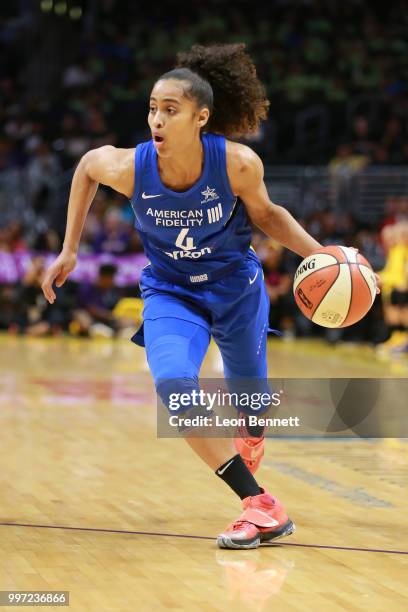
[197,107,210,129]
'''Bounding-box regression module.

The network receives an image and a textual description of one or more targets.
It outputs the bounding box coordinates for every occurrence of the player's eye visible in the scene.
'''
[167,108,176,114]
[149,106,156,113]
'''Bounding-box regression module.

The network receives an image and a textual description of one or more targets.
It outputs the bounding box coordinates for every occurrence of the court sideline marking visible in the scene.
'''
[0,522,406,555]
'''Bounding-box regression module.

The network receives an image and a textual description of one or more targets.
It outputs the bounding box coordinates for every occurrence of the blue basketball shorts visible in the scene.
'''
[131,250,273,410]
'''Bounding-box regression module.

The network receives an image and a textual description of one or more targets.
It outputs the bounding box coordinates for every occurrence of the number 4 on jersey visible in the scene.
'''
[175,228,196,251]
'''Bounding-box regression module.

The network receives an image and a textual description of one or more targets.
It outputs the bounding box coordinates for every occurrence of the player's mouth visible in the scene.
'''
[153,134,165,149]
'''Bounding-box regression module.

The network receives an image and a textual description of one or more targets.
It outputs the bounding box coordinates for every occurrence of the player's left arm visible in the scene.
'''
[228,143,321,258]
[228,144,380,291]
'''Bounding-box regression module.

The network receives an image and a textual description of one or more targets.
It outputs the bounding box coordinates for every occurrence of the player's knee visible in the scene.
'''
[146,333,204,413]
[156,377,200,413]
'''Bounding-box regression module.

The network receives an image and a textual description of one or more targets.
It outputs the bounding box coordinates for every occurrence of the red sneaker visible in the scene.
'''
[217,490,295,549]
[234,435,264,474]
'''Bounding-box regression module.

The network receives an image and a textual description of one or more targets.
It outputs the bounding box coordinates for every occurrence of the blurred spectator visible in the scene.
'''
[0,284,17,331]
[27,142,61,216]
[378,222,408,352]
[53,114,91,170]
[0,221,28,252]
[85,108,116,149]
[350,116,375,158]
[303,209,354,246]
[259,240,294,336]
[32,225,61,252]
[70,263,123,337]
[9,255,74,336]
[329,143,370,173]
[371,144,389,165]
[92,208,132,254]
[381,117,405,164]
[0,136,19,170]
[382,197,400,232]
[63,59,95,89]
[81,190,110,251]
[328,144,370,212]
[354,228,385,271]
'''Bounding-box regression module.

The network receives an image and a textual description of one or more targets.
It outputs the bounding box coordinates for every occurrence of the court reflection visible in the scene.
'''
[216,550,295,611]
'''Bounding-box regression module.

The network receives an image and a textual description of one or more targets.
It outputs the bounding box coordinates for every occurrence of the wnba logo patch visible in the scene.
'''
[201,186,219,204]
[207,203,223,224]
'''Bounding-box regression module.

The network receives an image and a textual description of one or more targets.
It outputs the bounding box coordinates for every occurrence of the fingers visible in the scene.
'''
[55,271,68,288]
[41,279,56,304]
[41,267,59,304]
[41,255,75,302]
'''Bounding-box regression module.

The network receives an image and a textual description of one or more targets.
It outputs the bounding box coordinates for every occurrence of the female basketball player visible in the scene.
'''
[42,44,323,549]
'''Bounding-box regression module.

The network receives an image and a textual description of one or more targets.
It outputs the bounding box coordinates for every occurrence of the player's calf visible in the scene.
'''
[234,412,265,474]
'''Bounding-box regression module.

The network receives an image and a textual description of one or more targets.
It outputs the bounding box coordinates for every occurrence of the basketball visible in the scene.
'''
[293,246,377,328]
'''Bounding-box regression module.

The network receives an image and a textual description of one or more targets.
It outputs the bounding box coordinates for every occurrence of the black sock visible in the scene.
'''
[215,454,261,500]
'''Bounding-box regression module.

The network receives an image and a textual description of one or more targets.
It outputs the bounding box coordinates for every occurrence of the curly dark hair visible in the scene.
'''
[157,43,270,137]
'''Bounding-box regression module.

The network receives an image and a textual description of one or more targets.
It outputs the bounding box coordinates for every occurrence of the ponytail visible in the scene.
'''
[157,43,269,137]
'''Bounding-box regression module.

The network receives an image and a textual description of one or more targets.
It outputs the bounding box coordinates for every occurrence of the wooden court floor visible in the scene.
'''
[0,335,407,611]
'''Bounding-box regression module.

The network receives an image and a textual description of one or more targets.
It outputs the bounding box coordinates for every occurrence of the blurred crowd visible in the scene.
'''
[0,255,143,339]
[1,195,407,356]
[0,0,408,354]
[1,0,408,170]
[378,217,408,355]
[329,115,408,174]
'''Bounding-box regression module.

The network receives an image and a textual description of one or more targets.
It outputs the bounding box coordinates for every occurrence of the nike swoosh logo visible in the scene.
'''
[142,192,163,199]
[216,459,234,476]
[249,270,259,285]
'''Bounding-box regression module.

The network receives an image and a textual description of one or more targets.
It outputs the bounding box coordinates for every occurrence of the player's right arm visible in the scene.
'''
[41,145,134,304]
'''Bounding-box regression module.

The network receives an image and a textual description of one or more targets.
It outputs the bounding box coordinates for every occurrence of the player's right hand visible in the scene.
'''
[41,249,77,304]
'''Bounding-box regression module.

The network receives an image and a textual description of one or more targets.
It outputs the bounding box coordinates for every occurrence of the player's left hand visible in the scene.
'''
[41,248,77,304]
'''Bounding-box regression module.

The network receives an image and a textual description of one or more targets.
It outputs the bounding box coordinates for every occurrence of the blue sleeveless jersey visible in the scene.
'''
[130,132,253,285]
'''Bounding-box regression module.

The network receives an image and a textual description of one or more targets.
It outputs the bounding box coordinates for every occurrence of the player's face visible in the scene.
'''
[148,79,209,158]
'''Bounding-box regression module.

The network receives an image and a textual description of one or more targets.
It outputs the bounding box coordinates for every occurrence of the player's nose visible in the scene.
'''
[152,112,165,128]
